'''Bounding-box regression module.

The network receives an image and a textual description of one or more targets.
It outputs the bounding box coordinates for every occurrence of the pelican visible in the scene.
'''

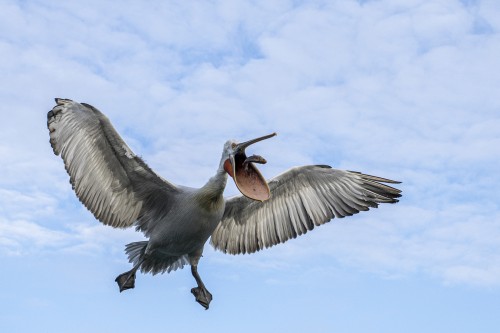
[47,98,401,309]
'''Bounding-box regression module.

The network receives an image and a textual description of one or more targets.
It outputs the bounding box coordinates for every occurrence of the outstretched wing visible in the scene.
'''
[48,98,178,231]
[211,165,401,254]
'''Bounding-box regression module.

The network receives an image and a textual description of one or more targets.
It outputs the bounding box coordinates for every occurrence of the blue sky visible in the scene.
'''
[1,0,499,332]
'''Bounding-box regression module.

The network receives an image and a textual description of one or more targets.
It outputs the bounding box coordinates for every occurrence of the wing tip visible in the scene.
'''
[49,98,74,121]
[349,170,402,184]
[54,97,73,105]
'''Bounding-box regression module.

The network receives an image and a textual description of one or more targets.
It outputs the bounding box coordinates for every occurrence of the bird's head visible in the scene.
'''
[222,133,276,202]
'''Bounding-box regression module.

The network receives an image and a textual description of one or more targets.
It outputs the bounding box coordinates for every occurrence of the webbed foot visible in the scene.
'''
[191,286,213,310]
[115,270,136,292]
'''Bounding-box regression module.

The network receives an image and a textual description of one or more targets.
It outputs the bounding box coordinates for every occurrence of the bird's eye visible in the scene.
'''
[231,143,237,148]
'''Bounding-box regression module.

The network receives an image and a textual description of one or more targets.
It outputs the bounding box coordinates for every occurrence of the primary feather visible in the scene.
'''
[211,165,401,254]
[47,98,178,232]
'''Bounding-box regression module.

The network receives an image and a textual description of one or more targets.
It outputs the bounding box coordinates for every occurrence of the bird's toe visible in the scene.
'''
[191,287,213,310]
[115,271,136,292]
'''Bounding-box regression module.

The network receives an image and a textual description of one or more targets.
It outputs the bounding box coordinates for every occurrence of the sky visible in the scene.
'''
[1,0,499,332]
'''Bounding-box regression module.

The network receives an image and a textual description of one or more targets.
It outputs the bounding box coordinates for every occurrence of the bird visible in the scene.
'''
[47,98,402,310]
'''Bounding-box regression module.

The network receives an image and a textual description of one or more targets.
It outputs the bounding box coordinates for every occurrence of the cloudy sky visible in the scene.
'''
[1,0,499,332]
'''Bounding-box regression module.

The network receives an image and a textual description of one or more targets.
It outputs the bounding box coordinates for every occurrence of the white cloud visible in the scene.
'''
[0,0,499,290]
[0,219,68,255]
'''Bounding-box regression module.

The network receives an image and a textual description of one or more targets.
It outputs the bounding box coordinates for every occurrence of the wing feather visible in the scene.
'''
[48,98,178,230]
[211,165,401,254]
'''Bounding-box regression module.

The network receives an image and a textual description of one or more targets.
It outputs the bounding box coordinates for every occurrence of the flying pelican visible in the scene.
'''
[47,98,401,309]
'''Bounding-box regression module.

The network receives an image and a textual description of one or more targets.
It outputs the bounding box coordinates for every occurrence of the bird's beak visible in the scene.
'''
[227,133,276,202]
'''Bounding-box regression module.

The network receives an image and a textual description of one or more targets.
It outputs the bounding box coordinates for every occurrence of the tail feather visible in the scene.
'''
[125,241,189,275]
[125,241,148,266]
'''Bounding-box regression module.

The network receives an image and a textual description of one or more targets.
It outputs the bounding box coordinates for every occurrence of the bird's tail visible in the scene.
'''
[125,241,148,267]
[124,241,189,275]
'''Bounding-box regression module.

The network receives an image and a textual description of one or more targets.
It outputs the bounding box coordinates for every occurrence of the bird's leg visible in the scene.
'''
[115,259,143,292]
[190,265,213,310]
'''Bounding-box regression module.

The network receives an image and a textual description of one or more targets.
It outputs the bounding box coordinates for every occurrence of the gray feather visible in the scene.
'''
[211,165,401,255]
[47,98,178,231]
[125,241,189,274]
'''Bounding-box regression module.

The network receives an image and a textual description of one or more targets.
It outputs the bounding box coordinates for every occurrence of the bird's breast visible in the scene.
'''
[147,192,225,256]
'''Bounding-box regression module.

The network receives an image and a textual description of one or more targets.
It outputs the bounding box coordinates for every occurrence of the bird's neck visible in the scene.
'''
[198,163,228,203]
